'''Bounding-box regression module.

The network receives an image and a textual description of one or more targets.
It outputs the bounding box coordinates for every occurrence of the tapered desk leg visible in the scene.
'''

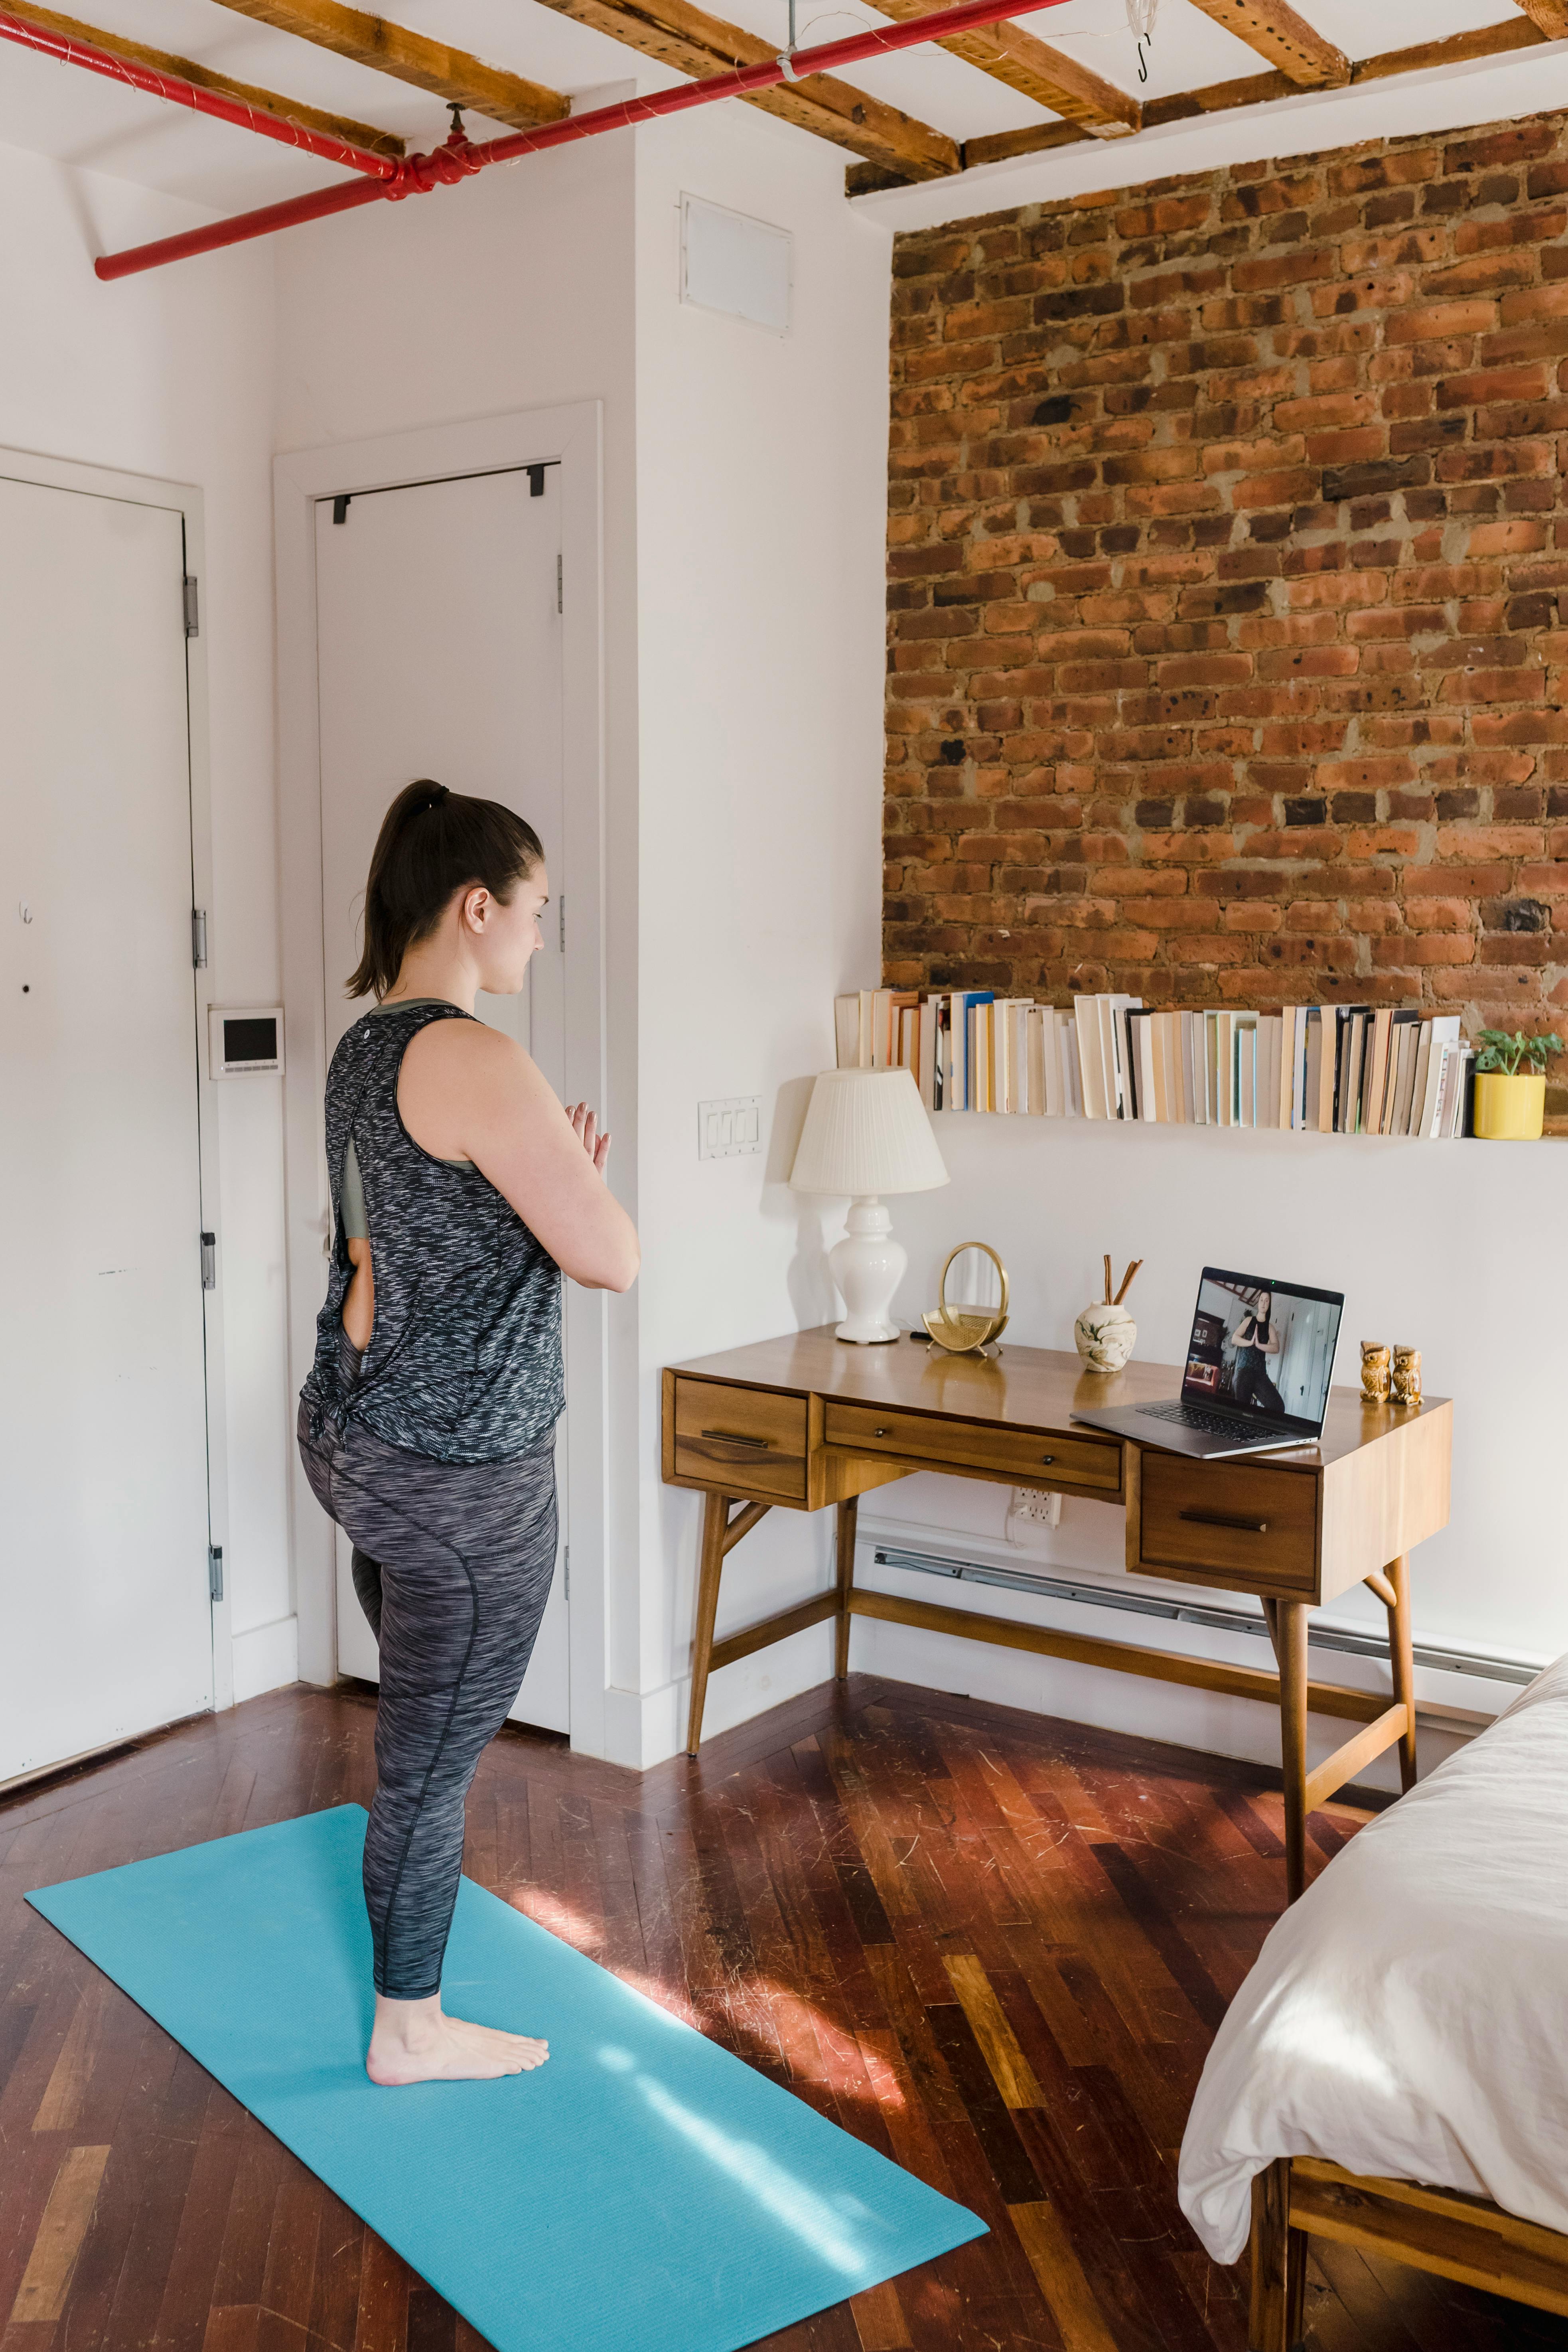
[686,1491,731,1758]
[835,1497,858,1679]
[1387,1553,1418,1792]
[1278,1602,1309,1904]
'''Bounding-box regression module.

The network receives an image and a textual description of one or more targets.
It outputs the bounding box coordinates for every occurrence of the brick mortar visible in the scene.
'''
[883,108,1568,1092]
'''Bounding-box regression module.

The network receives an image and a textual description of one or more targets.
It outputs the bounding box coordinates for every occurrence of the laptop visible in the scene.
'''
[1071,1266,1345,1459]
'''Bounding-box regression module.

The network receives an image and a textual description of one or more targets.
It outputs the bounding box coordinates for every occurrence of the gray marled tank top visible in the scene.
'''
[301,1001,563,1462]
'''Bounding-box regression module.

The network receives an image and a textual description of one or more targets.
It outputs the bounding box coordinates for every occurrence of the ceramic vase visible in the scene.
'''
[1074,1302,1136,1374]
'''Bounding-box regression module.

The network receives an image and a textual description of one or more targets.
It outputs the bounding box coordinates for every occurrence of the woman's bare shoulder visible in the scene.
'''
[400,1014,521,1073]
[398,1016,542,1151]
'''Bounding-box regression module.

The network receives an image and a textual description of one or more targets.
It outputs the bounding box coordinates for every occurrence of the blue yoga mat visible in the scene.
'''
[28,1804,983,2352]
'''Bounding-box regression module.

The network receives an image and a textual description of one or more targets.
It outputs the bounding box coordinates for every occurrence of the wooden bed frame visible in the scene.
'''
[1248,2157,1568,2347]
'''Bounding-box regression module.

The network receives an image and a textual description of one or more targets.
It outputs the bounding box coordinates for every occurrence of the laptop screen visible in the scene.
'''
[1180,1267,1345,1434]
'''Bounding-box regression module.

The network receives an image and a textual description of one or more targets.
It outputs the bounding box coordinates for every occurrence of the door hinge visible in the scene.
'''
[558,894,566,954]
[208,1544,224,1601]
[192,908,208,968]
[556,552,563,616]
[563,1544,570,1598]
[183,575,200,637]
[201,1231,217,1290]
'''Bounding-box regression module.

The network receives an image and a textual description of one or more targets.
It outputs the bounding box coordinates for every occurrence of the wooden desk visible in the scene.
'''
[662,1327,1452,1901]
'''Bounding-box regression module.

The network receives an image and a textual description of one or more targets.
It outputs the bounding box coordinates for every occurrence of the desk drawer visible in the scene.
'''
[672,1379,807,1501]
[1134,1451,1318,1592]
[822,1400,1120,1494]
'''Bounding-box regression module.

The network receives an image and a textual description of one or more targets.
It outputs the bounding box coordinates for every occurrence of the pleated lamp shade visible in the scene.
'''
[789,1067,949,1197]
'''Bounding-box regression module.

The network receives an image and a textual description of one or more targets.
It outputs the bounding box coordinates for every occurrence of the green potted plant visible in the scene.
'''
[1473,1029,1564,1140]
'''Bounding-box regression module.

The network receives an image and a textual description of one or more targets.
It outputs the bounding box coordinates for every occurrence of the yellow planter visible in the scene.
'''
[1473,1071,1546,1140]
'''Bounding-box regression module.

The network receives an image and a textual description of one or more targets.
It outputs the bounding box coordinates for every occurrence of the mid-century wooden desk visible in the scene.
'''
[661,1327,1452,1901]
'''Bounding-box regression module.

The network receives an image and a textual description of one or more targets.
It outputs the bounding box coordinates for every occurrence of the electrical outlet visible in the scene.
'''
[698,1095,763,1159]
[1006,1486,1062,1544]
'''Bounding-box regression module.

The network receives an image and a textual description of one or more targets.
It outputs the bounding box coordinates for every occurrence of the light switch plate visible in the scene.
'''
[698,1095,763,1159]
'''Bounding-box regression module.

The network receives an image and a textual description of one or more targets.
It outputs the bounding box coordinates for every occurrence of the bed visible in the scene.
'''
[1177,1650,1568,2347]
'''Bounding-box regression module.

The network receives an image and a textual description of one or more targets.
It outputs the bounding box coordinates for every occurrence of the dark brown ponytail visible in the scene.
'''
[346,780,544,999]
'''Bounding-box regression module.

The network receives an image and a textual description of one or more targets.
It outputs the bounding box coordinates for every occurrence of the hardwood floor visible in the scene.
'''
[1,1674,1562,2352]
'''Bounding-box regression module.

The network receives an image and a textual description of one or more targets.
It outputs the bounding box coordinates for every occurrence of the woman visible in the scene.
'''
[298,780,638,2088]
[1231,1290,1286,1417]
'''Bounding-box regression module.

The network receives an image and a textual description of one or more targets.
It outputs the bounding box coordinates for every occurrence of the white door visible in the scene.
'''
[313,468,569,1732]
[0,474,213,1783]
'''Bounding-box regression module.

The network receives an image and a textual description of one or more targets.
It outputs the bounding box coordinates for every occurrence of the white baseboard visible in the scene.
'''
[644,1511,1512,1792]
[231,1614,300,1704]
[851,1528,1505,1798]
[599,1681,682,1770]
[605,1613,842,1770]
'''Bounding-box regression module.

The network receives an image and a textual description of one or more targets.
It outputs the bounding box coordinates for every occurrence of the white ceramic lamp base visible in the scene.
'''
[828,1197,906,1344]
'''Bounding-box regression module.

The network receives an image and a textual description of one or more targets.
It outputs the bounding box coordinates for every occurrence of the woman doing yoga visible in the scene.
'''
[1230,1291,1286,1417]
[298,781,639,2088]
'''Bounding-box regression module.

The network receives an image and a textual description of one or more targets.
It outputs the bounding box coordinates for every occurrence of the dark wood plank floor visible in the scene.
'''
[2,1674,1563,2352]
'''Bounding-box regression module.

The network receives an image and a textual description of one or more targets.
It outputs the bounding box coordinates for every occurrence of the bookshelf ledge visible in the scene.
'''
[837,989,1499,1142]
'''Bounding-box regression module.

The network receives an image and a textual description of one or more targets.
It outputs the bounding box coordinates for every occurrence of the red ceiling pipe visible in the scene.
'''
[96,0,1071,281]
[95,118,485,278]
[0,4,395,180]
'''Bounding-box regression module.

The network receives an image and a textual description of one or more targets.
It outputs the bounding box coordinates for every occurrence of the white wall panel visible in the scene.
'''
[0,140,288,1711]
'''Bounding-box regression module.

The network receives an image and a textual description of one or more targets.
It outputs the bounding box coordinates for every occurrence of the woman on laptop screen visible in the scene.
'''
[1230,1290,1286,1417]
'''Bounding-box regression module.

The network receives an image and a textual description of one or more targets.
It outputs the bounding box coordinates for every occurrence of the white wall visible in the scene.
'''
[833,1116,1568,1791]
[622,105,891,1763]
[0,142,292,1705]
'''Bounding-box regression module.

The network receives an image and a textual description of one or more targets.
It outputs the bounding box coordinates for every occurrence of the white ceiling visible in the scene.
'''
[0,0,1538,222]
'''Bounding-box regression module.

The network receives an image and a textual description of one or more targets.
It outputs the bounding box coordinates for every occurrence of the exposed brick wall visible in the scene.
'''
[884,111,1568,1094]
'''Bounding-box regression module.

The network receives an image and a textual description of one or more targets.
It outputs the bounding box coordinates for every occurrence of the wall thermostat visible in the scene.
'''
[209,1006,284,1077]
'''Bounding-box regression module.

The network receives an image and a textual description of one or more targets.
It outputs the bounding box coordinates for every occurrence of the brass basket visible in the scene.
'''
[923,1243,1010,1354]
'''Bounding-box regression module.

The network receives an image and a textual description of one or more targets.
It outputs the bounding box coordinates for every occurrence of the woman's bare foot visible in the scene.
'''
[366,1991,549,2086]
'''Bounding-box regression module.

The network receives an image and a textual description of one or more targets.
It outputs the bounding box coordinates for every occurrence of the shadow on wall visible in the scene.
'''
[766,1072,837,1333]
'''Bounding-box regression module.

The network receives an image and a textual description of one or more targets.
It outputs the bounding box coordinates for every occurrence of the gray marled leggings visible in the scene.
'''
[298,1368,557,2001]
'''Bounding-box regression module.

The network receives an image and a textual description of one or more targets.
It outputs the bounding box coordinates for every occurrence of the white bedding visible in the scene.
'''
[1178,1651,1568,2265]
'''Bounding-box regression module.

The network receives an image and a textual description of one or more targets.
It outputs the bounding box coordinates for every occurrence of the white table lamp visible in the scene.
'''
[789,1067,949,1342]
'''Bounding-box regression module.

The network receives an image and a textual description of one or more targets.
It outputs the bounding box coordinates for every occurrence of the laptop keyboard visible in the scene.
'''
[1140,1401,1277,1440]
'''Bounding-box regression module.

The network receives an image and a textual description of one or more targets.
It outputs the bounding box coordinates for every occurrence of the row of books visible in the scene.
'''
[834,989,1478,1137]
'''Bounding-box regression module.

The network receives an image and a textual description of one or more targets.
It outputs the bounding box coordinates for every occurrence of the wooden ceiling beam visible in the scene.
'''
[1511,0,1568,37]
[1181,0,1348,87]
[1353,13,1543,81]
[944,14,1546,182]
[206,0,569,130]
[859,0,1139,138]
[531,0,959,180]
[2,0,404,153]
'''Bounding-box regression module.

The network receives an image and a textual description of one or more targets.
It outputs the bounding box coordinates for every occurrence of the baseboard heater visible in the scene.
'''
[869,1544,1537,1689]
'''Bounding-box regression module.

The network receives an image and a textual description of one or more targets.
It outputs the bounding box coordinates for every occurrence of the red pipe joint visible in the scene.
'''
[384,126,483,199]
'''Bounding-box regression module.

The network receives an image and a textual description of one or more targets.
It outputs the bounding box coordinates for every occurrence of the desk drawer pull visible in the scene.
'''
[702,1428,771,1449]
[1179,1507,1268,1534]
[1039,1454,1054,1465]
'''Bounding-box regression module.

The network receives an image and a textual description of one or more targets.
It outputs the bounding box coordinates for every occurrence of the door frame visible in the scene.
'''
[274,404,610,1755]
[0,442,232,1713]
